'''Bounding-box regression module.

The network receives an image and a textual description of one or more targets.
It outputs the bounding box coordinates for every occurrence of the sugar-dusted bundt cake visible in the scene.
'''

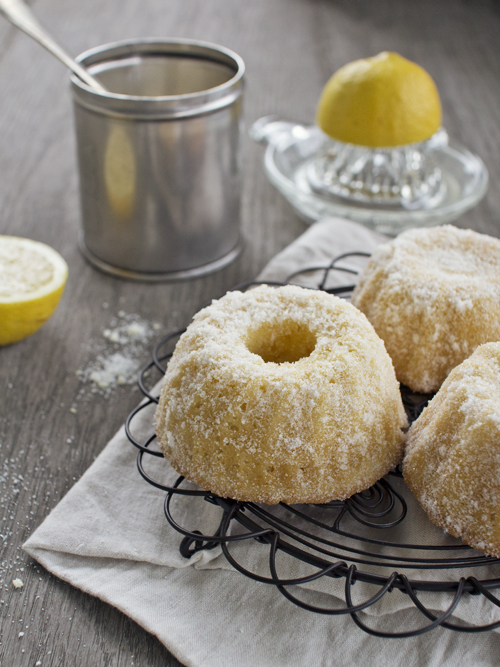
[404,342,500,557]
[351,225,500,393]
[155,284,408,504]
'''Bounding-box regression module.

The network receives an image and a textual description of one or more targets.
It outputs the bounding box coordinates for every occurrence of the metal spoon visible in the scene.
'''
[0,0,107,92]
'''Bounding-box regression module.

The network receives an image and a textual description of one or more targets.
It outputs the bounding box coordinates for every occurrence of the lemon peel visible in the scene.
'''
[0,236,68,346]
[316,52,442,148]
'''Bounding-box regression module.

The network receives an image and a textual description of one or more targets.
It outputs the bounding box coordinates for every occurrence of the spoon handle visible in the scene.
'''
[0,0,107,92]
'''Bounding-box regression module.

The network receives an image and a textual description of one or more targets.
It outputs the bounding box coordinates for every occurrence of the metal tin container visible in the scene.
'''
[71,39,245,281]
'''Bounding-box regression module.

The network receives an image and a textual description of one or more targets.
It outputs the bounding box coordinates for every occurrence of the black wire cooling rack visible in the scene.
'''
[125,252,500,638]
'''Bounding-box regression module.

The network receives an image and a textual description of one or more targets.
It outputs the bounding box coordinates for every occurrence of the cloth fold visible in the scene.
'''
[24,217,500,667]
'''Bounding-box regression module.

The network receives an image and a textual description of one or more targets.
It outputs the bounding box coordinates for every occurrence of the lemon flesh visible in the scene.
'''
[316,52,442,148]
[0,236,68,346]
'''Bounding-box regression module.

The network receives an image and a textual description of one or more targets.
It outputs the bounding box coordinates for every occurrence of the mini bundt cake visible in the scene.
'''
[404,342,500,557]
[351,225,500,393]
[155,284,408,504]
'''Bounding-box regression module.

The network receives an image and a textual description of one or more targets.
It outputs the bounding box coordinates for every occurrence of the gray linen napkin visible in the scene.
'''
[24,217,500,667]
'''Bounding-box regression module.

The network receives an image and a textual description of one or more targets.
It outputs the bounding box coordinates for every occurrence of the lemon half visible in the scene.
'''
[316,52,442,148]
[0,236,68,346]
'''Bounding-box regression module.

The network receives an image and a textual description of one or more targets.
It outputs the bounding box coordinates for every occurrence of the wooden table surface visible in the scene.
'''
[1,0,500,665]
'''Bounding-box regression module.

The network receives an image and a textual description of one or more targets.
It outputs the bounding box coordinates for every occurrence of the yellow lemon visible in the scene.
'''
[316,52,442,147]
[0,236,68,346]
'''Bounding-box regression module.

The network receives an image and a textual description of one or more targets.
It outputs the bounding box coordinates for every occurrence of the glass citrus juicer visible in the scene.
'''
[251,52,488,236]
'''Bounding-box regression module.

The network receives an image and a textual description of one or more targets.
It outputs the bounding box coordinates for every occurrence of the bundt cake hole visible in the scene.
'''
[246,320,317,364]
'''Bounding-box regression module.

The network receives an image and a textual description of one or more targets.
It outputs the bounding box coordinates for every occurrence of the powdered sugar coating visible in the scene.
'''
[351,225,500,393]
[404,342,500,556]
[155,284,408,504]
